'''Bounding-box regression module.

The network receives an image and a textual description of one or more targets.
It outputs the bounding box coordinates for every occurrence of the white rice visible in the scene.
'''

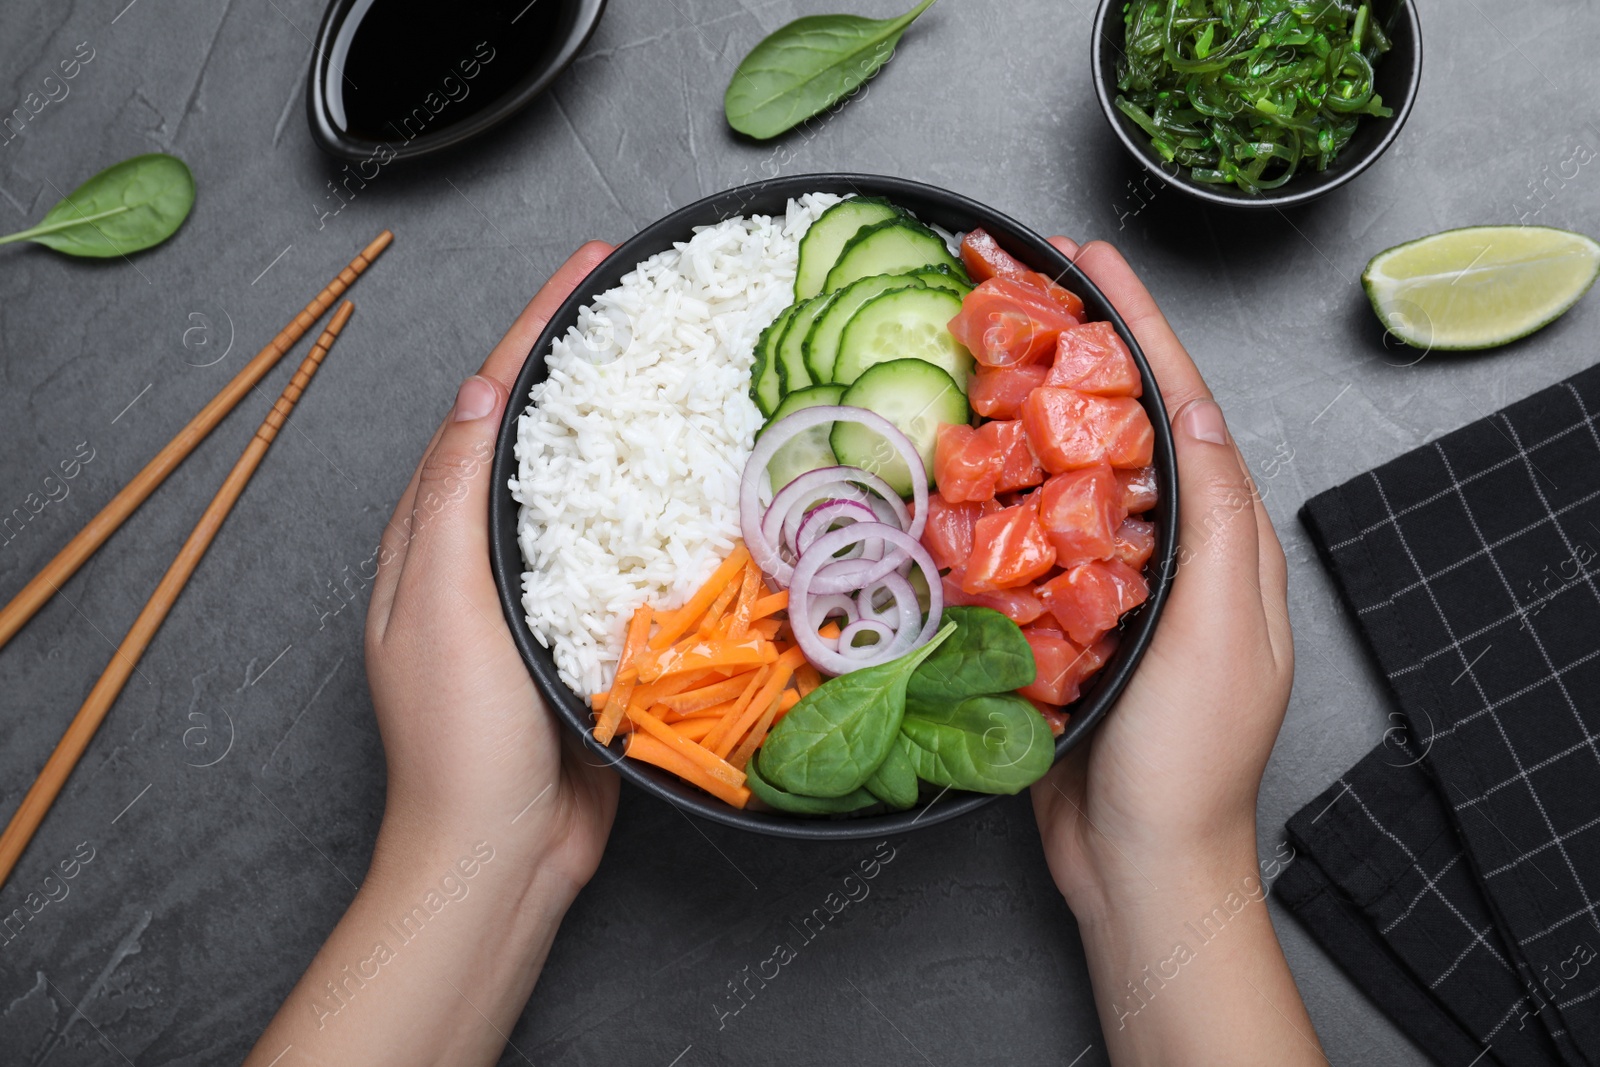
[510,193,843,695]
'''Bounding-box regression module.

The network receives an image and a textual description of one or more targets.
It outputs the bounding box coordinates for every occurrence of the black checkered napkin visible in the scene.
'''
[1289,363,1600,1065]
[1281,747,1574,1065]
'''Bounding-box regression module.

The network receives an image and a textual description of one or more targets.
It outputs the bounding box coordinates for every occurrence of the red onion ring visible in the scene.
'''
[740,408,928,582]
[806,593,859,635]
[789,523,943,675]
[795,499,880,558]
[837,619,896,658]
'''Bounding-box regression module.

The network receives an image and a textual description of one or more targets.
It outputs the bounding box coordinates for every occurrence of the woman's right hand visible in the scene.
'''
[1030,239,1320,1065]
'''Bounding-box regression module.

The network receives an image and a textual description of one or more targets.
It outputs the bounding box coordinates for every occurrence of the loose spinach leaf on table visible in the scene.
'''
[724,0,938,140]
[747,750,878,814]
[864,735,919,810]
[760,624,953,797]
[901,692,1055,795]
[0,153,194,258]
[905,606,1036,705]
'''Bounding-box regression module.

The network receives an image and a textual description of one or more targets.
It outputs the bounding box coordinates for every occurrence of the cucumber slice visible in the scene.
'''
[803,273,926,383]
[831,360,968,496]
[914,265,973,296]
[834,287,974,392]
[823,218,964,294]
[759,384,846,492]
[774,293,834,395]
[750,305,795,417]
[795,197,902,301]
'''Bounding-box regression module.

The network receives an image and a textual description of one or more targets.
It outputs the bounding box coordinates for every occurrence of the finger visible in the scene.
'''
[1070,240,1213,416]
[1248,477,1294,664]
[386,374,508,627]
[1169,397,1264,604]
[1048,236,1081,260]
[367,419,448,641]
[479,240,614,391]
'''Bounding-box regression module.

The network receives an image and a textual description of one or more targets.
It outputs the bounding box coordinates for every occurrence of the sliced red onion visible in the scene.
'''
[806,593,859,635]
[795,499,880,558]
[740,408,927,582]
[837,619,895,657]
[789,523,943,676]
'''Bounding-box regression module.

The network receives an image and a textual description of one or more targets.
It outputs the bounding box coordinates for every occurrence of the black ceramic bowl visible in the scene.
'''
[307,0,607,163]
[1091,0,1423,209]
[490,174,1179,839]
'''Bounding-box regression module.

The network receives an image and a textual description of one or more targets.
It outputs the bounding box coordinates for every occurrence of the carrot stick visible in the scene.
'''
[697,577,741,637]
[712,647,806,759]
[729,689,788,771]
[625,707,745,788]
[795,663,822,697]
[750,619,781,640]
[639,636,777,681]
[595,606,652,745]
[673,717,719,742]
[649,546,751,650]
[630,668,720,711]
[625,733,750,809]
[702,666,769,753]
[751,590,788,620]
[664,697,741,723]
[726,561,763,639]
[658,673,757,713]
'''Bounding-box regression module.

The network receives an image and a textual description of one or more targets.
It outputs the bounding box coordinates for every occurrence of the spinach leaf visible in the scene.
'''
[864,736,918,809]
[0,154,194,258]
[905,606,1036,705]
[724,0,938,140]
[901,692,1055,795]
[761,624,953,797]
[747,750,878,814]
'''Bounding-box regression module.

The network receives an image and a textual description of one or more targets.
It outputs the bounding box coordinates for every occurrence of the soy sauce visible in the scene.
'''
[325,0,576,143]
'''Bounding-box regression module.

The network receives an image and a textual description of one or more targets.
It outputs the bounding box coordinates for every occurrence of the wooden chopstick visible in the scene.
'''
[0,301,356,889]
[0,231,391,652]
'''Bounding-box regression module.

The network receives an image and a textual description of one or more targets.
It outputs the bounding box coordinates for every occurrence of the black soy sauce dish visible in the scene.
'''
[307,0,607,163]
[1091,0,1422,209]
[489,174,1180,841]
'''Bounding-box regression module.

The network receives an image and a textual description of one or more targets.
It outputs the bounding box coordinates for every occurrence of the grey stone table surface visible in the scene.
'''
[0,0,1594,1064]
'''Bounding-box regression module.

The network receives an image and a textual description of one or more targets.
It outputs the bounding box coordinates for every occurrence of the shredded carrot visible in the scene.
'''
[629,668,721,711]
[625,706,746,788]
[702,666,769,753]
[795,663,822,697]
[673,717,719,742]
[729,689,789,771]
[751,590,788,620]
[697,577,741,637]
[638,635,778,681]
[594,606,652,745]
[649,546,751,650]
[713,646,806,759]
[658,673,757,713]
[662,697,738,724]
[818,620,841,641]
[725,561,764,639]
[625,733,750,809]
[750,619,782,640]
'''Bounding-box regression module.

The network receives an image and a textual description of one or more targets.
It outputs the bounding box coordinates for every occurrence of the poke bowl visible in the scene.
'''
[489,174,1178,840]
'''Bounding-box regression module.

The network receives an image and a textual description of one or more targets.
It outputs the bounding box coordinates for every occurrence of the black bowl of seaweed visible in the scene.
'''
[1092,0,1422,208]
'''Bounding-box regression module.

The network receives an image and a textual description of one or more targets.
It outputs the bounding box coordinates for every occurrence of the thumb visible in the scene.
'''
[390,375,507,613]
[1168,397,1261,601]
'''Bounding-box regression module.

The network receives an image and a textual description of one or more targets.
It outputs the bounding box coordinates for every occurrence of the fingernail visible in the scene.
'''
[453,376,497,422]
[1180,399,1228,445]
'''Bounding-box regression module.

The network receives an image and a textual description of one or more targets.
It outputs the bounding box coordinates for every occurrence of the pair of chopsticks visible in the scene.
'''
[0,231,392,888]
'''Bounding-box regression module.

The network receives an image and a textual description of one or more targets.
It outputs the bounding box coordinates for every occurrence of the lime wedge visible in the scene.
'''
[1362,226,1600,351]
